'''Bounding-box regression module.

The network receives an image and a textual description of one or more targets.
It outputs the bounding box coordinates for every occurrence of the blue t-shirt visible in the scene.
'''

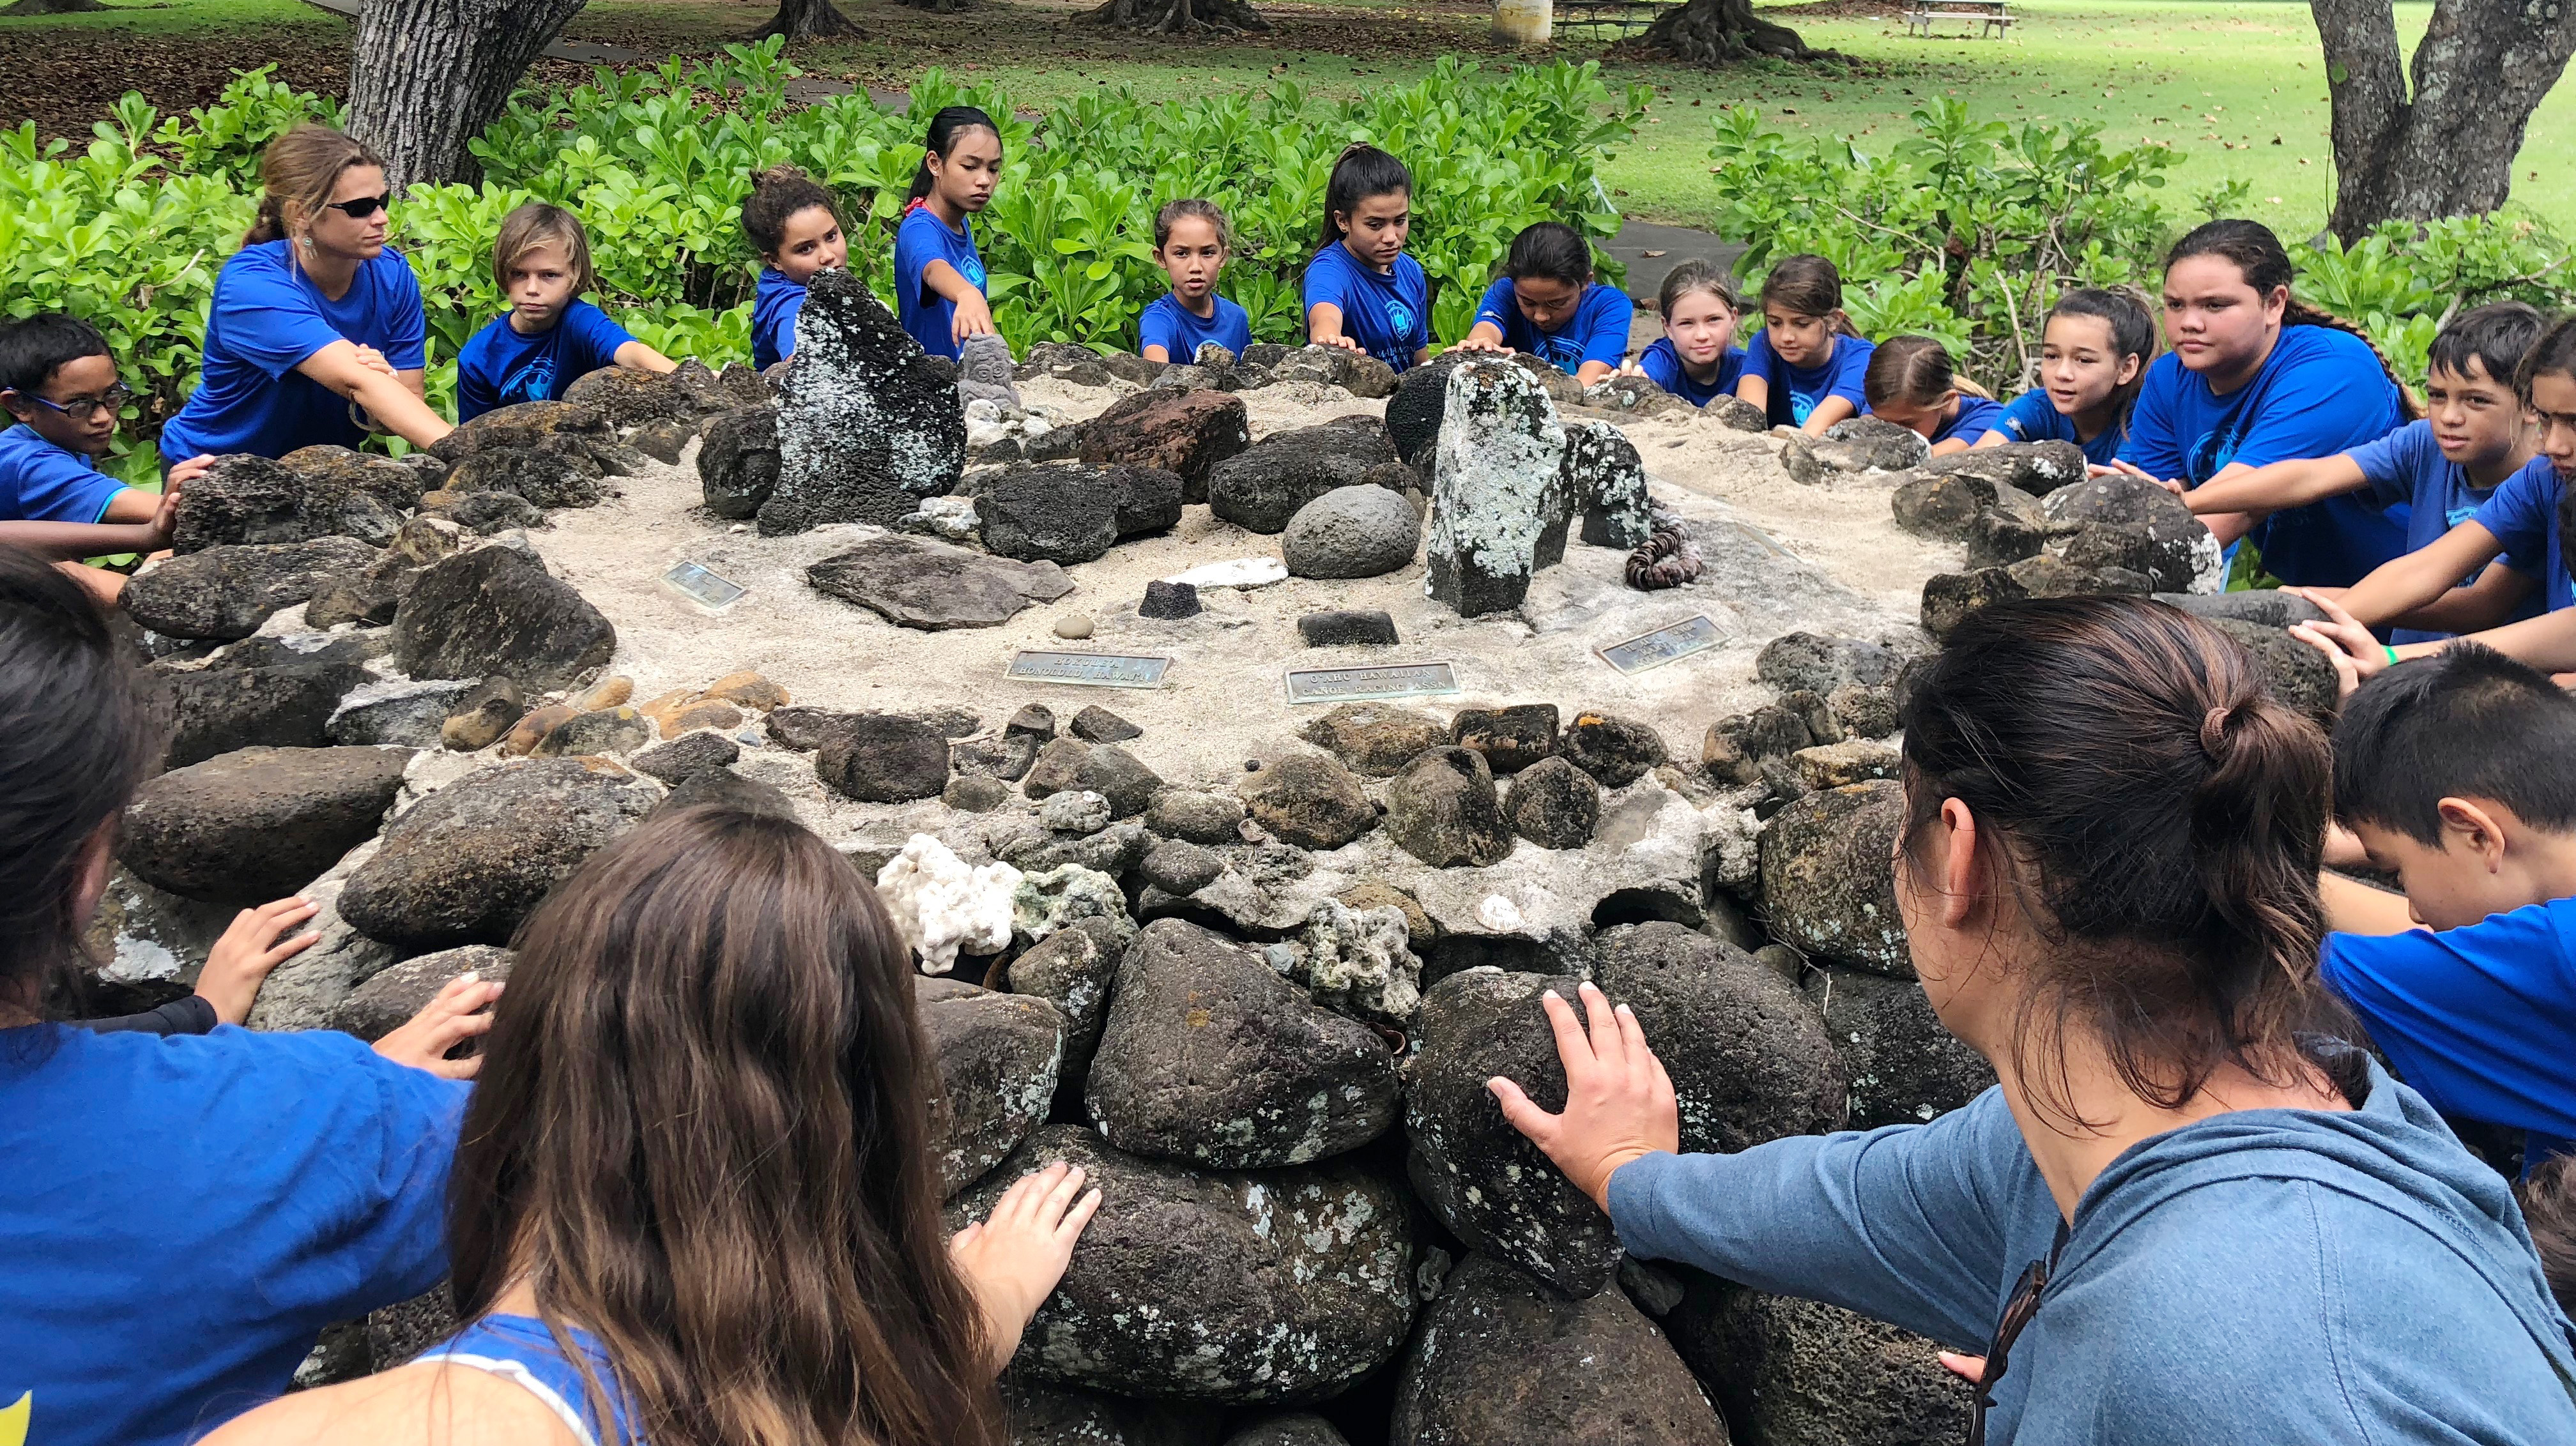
[1742,330,1875,427]
[1301,243,1430,375]
[1138,293,1253,363]
[2348,420,2546,643]
[749,267,806,374]
[1882,392,2005,448]
[0,423,123,524]
[894,208,987,362]
[1636,338,1747,407]
[0,1024,468,1446]
[2322,897,2576,1170]
[158,241,428,462]
[2469,455,2573,615]
[455,300,637,423]
[1995,387,2127,467]
[1472,278,1634,376]
[420,1314,641,1445]
[2120,325,2406,589]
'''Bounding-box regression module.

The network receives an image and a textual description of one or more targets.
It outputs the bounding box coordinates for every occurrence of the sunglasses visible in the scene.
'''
[323,193,392,220]
[23,382,133,424]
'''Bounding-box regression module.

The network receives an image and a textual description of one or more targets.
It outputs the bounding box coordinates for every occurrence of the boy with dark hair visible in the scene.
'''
[2319,643,2576,1170]
[0,314,211,602]
[2175,301,2545,641]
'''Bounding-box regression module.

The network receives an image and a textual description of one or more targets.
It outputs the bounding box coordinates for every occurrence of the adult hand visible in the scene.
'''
[949,1161,1102,1374]
[951,293,998,344]
[372,973,503,1078]
[1487,980,1679,1215]
[194,896,319,1025]
[2283,588,2388,701]
[349,344,397,380]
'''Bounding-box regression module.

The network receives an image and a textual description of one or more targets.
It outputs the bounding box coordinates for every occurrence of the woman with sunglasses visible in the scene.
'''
[1495,597,2576,1442]
[158,124,451,467]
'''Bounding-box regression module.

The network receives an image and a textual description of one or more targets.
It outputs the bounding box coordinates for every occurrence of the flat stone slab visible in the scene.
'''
[806,533,1073,630]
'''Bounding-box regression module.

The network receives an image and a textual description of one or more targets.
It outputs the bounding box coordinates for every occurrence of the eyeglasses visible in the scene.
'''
[1965,1253,2053,1446]
[323,193,392,220]
[24,383,132,423]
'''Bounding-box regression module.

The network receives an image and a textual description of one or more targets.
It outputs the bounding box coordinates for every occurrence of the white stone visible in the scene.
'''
[1163,556,1289,590]
[1476,894,1526,932]
[874,833,1023,973]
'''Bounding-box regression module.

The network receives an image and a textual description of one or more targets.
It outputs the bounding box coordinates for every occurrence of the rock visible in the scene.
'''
[440,676,525,751]
[875,834,1022,973]
[1204,422,1398,533]
[1003,703,1055,742]
[1384,351,1473,467]
[816,713,949,802]
[418,489,545,536]
[996,915,1126,1080]
[1139,580,1200,619]
[1086,919,1402,1168]
[955,1125,1416,1402]
[2153,590,2327,628]
[169,453,399,553]
[923,984,1064,1195]
[1040,789,1114,835]
[429,400,612,462]
[123,537,379,641]
[280,445,430,514]
[323,679,475,748]
[1790,737,1902,791]
[1666,1275,1972,1446]
[1592,923,1846,1152]
[975,462,1121,565]
[698,405,779,519]
[1286,895,1425,1025]
[1298,609,1397,646]
[953,731,1041,783]
[1923,438,2088,495]
[533,706,652,758]
[1826,683,1901,739]
[1804,965,1994,1129]
[1562,420,1655,550]
[1054,615,1093,639]
[1144,790,1244,844]
[1425,360,1569,616]
[440,439,606,510]
[1450,703,1558,774]
[500,702,579,757]
[1220,1415,1346,1446]
[943,774,1010,812]
[1760,780,1910,976]
[154,660,371,770]
[1002,1378,1220,1446]
[2007,552,2154,601]
[2041,473,2223,593]
[807,534,1075,630]
[1281,485,1421,581]
[1501,755,1600,849]
[1919,566,2028,644]
[954,333,1022,409]
[1296,703,1446,779]
[325,944,512,1045]
[1069,705,1140,745]
[627,417,694,464]
[1404,969,1622,1295]
[1384,747,1514,868]
[1138,839,1222,895]
[390,545,616,692]
[1756,632,1898,697]
[1237,753,1376,849]
[562,364,687,426]
[1393,1253,1727,1446]
[2209,616,2341,726]
[339,758,658,949]
[631,731,740,785]
[1558,712,1668,788]
[1022,740,1163,818]
[1820,415,1935,471]
[118,745,410,906]
[1889,471,1994,540]
[1076,390,1251,503]
[1012,864,1135,950]
[761,270,965,534]
[657,766,798,819]
[761,705,852,752]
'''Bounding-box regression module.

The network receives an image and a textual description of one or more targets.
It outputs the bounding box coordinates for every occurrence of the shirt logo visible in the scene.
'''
[1386,300,1416,337]
[963,256,988,289]
[499,352,556,407]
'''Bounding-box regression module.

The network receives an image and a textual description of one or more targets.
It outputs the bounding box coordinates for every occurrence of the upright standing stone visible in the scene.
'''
[762,270,966,535]
[1426,359,1568,617]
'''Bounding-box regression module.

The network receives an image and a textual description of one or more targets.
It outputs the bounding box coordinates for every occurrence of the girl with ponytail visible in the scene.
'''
[1977,285,2158,466]
[1301,143,1430,373]
[893,106,1002,361]
[1493,595,2576,1444]
[2113,218,2418,590]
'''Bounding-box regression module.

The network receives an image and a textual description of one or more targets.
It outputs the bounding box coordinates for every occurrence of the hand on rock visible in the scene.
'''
[2283,588,2388,701]
[949,1161,1102,1376]
[1487,980,1679,1215]
[372,972,503,1078]
[195,896,319,1025]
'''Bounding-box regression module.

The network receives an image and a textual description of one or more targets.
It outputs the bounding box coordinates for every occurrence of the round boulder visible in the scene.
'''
[1295,702,1447,779]
[1802,965,1995,1130]
[1383,747,1513,868]
[921,982,1066,1196]
[325,943,512,1046]
[1282,485,1420,580]
[1758,780,1911,977]
[1558,711,1669,788]
[1665,1273,1972,1446]
[1237,753,1377,850]
[1591,923,1847,1152]
[1500,754,1599,849]
[816,713,951,802]
[119,745,413,906]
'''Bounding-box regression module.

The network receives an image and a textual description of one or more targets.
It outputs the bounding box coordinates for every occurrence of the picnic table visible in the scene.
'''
[1904,0,2011,38]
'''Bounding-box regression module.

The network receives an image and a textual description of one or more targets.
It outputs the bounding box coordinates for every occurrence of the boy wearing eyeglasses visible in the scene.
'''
[1,314,211,602]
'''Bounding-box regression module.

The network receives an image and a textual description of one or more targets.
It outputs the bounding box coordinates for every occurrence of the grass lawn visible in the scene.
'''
[0,0,332,32]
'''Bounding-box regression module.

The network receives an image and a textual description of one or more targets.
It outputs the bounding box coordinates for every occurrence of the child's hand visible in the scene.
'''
[1452,332,1506,354]
[165,453,216,489]
[372,973,503,1078]
[951,293,998,344]
[195,896,320,1025]
[2284,589,2389,701]
[1320,331,1363,353]
[349,345,397,380]
[1616,359,1647,379]
[949,1161,1102,1375]
[1488,980,1679,1215]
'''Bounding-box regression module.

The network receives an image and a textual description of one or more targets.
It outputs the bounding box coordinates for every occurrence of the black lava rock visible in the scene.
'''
[1297,610,1397,646]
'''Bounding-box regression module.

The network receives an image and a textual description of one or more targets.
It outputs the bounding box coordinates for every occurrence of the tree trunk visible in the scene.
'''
[2312,0,2576,240]
[1080,0,1268,35]
[753,0,864,36]
[344,0,592,192]
[1620,0,1836,63]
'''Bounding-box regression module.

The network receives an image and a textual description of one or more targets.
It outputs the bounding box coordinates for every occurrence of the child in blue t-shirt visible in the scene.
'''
[1138,199,1253,364]
[2315,645,2576,1174]
[742,166,849,373]
[1455,220,1633,386]
[1861,335,2004,456]
[456,204,677,423]
[1626,260,1746,407]
[894,106,1003,362]
[1303,144,1430,374]
[1977,287,2156,467]
[1735,254,1874,434]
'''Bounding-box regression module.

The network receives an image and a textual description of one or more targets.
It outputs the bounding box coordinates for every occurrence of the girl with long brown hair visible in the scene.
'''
[207,805,1097,1446]
[1496,596,2576,1442]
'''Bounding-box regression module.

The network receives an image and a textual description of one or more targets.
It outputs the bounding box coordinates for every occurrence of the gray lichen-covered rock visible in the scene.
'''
[1922,437,2088,495]
[1426,359,1568,617]
[697,404,779,519]
[339,758,659,950]
[923,982,1064,1196]
[955,1125,1417,1403]
[1085,919,1402,1169]
[1756,632,1899,696]
[391,545,617,692]
[2041,473,2223,593]
[533,705,653,759]
[1759,780,1910,977]
[808,533,1074,630]
[325,943,512,1045]
[997,916,1126,1083]
[1296,702,1448,779]
[1392,1252,1727,1446]
[124,537,381,641]
[1077,389,1251,503]
[1665,1272,1972,1446]
[1000,1379,1221,1446]
[1268,344,1399,399]
[328,679,480,748]
[1238,752,1377,849]
[1804,965,1993,1129]
[1013,864,1136,951]
[1592,923,1847,1152]
[1282,485,1421,579]
[154,660,372,770]
[954,333,1022,409]
[1563,419,1653,550]
[119,745,410,906]
[762,269,965,535]
[1384,747,1514,869]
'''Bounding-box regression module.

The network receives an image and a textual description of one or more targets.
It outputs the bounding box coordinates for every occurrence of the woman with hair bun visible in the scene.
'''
[1496,595,2576,1443]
